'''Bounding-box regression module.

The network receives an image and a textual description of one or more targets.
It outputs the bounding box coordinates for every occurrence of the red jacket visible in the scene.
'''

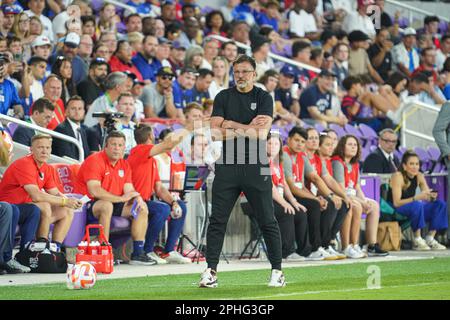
[109,56,143,81]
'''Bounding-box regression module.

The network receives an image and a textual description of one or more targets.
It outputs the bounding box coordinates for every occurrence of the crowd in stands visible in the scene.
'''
[0,0,450,273]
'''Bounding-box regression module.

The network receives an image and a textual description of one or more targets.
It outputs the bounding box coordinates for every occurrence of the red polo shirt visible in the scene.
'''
[75,151,132,199]
[109,56,144,82]
[127,144,160,201]
[0,155,57,204]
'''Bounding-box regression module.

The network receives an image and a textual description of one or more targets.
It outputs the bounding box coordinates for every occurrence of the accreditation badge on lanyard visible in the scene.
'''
[277,185,284,197]
[291,154,303,190]
[346,180,357,197]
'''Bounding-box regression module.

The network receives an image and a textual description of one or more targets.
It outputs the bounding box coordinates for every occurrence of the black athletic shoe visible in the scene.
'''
[0,267,6,275]
[129,253,157,266]
[367,243,389,257]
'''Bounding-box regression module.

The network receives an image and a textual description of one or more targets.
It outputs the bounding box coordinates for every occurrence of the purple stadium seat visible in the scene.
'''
[369,145,378,153]
[358,123,378,147]
[414,147,432,172]
[344,124,363,142]
[361,146,370,162]
[7,122,18,136]
[314,123,326,133]
[62,194,87,247]
[284,123,295,134]
[427,146,444,173]
[153,123,168,141]
[172,123,184,131]
[329,124,346,138]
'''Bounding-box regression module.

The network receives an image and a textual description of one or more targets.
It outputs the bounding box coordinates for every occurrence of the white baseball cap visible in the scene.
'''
[402,27,417,37]
[32,35,52,48]
[64,32,80,48]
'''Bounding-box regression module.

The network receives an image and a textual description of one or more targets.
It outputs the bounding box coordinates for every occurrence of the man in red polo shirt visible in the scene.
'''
[0,134,82,249]
[128,125,191,265]
[75,130,153,265]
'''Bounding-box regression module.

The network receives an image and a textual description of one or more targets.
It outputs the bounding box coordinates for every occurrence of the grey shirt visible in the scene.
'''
[84,95,117,127]
[282,151,314,184]
[331,160,360,186]
[139,82,166,117]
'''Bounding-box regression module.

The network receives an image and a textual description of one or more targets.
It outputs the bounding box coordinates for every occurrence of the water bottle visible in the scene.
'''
[259,242,267,261]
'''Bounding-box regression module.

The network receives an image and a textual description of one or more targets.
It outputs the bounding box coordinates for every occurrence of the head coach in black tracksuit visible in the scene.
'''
[199,55,285,288]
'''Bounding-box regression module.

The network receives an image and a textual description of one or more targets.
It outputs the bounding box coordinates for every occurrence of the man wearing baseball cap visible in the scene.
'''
[275,65,300,116]
[342,0,376,39]
[392,27,420,77]
[168,40,186,74]
[2,5,22,35]
[140,66,177,118]
[77,58,109,108]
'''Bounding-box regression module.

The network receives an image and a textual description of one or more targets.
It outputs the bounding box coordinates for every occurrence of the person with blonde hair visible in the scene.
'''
[208,56,229,99]
[184,45,204,70]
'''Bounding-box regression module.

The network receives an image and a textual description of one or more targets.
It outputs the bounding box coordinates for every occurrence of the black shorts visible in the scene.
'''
[86,200,126,220]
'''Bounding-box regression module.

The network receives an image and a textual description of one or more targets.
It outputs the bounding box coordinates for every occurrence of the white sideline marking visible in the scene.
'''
[231,281,450,300]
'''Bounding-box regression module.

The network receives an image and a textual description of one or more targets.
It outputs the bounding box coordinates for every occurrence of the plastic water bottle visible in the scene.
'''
[259,243,267,261]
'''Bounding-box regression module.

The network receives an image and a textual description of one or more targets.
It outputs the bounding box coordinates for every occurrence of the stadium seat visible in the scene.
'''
[51,163,81,194]
[62,193,87,247]
[427,146,445,173]
[344,124,363,141]
[7,122,18,136]
[314,123,326,133]
[414,147,432,172]
[329,124,346,138]
[172,123,184,131]
[152,123,168,141]
[358,124,378,147]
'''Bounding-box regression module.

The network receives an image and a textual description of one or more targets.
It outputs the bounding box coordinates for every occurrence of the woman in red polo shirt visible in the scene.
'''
[331,135,388,258]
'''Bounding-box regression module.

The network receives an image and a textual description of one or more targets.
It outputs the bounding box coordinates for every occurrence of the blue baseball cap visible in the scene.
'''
[2,4,23,15]
[280,65,296,77]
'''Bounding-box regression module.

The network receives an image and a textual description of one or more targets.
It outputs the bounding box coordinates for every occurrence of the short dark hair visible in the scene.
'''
[105,130,126,146]
[221,41,237,51]
[159,128,173,142]
[342,76,362,91]
[292,41,311,58]
[197,68,214,79]
[66,95,84,107]
[421,47,435,57]
[232,54,256,70]
[81,15,96,26]
[424,15,440,25]
[126,13,141,24]
[32,98,55,113]
[134,124,153,144]
[288,126,308,140]
[258,69,279,86]
[411,72,430,84]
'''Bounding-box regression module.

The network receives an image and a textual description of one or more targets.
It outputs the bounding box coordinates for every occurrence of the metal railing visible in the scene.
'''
[386,0,450,26]
[209,34,322,74]
[400,101,441,148]
[0,114,84,162]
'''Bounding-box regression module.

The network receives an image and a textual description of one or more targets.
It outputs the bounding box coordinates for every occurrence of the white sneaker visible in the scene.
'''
[426,238,446,251]
[344,245,365,259]
[326,246,346,260]
[306,249,325,261]
[413,237,431,251]
[268,269,286,287]
[6,259,31,273]
[199,268,218,288]
[147,252,168,264]
[319,246,338,261]
[354,244,367,258]
[284,252,306,262]
[163,251,192,264]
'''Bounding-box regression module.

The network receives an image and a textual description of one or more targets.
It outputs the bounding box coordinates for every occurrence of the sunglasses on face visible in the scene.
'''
[161,75,174,80]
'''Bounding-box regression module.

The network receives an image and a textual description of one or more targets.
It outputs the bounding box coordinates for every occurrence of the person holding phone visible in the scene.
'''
[389,151,447,251]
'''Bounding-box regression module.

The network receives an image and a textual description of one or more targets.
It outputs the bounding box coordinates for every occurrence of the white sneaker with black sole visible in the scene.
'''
[268,269,286,287]
[199,268,218,288]
[284,252,306,262]
[147,252,168,264]
[6,259,31,273]
[129,253,157,266]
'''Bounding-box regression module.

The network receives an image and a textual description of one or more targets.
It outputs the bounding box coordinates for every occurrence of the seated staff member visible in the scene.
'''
[75,131,153,265]
[331,135,389,258]
[127,125,191,264]
[389,151,447,251]
[317,134,349,250]
[305,128,350,259]
[0,134,81,250]
[282,126,340,261]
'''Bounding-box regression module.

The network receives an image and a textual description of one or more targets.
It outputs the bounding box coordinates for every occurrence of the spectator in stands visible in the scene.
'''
[256,1,280,32]
[78,34,93,76]
[168,40,186,74]
[154,37,172,69]
[184,44,204,71]
[12,98,54,146]
[109,40,143,82]
[42,74,64,130]
[332,135,388,258]
[92,42,111,62]
[173,66,197,119]
[332,42,349,90]
[348,30,384,84]
[26,56,47,109]
[140,66,177,119]
[76,57,108,109]
[259,25,292,58]
[220,0,239,23]
[201,37,220,70]
[220,41,238,86]
[81,15,96,41]
[160,1,178,27]
[75,131,154,265]
[12,12,33,53]
[342,0,376,39]
[191,68,213,105]
[392,28,420,78]
[436,35,450,72]
[407,71,446,106]
[0,134,82,251]
[99,32,118,57]
[321,30,338,54]
[288,0,320,40]
[153,18,166,39]
[299,69,348,127]
[0,53,22,117]
[25,0,53,42]
[282,126,338,260]
[309,48,324,77]
[413,47,439,83]
[205,10,226,37]
[51,56,76,104]
[323,128,339,151]
[389,151,447,250]
[114,93,137,155]
[187,133,209,165]
[230,20,251,55]
[98,4,119,34]
[290,40,312,90]
[124,13,142,34]
[166,23,182,42]
[275,65,300,117]
[132,34,158,82]
[209,56,230,100]
[52,95,90,161]
[368,28,394,82]
[362,128,400,174]
[84,71,128,127]
[179,17,202,49]
[304,128,351,259]
[420,16,441,50]
[252,35,274,80]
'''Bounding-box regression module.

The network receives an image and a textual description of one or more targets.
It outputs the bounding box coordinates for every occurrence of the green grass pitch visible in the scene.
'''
[1,257,450,300]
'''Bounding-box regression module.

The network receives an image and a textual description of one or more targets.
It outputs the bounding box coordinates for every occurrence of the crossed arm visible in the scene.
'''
[209,115,273,141]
